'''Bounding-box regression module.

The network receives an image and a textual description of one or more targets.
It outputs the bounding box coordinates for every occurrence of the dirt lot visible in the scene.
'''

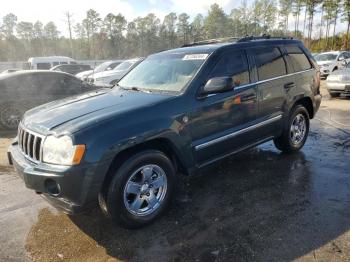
[1,83,350,262]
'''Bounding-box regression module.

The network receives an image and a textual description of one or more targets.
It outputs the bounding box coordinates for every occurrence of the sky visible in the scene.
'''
[0,0,237,35]
[0,0,347,37]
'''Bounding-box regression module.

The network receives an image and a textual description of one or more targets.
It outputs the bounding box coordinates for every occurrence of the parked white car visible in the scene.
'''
[87,58,144,87]
[28,56,76,70]
[326,63,350,97]
[315,51,350,77]
[76,60,123,81]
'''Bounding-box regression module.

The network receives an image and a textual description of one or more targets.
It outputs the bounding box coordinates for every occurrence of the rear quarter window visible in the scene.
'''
[252,46,286,81]
[37,63,51,69]
[285,45,312,72]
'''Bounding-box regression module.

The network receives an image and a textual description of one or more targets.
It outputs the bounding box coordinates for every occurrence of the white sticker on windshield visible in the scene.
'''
[183,54,208,60]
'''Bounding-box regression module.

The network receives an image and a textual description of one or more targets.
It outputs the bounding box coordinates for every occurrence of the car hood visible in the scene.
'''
[22,88,173,135]
[317,60,333,66]
[93,69,126,79]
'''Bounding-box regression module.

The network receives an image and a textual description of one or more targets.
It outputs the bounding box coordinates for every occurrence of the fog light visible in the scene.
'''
[44,179,61,196]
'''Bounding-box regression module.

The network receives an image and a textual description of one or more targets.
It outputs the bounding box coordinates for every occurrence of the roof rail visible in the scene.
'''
[237,35,294,42]
[182,37,239,47]
[182,35,294,47]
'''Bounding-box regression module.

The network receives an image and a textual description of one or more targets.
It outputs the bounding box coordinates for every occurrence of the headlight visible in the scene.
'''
[96,77,109,82]
[42,135,85,165]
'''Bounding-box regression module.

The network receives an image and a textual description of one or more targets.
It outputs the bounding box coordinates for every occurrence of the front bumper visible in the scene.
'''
[326,82,350,92]
[8,141,110,214]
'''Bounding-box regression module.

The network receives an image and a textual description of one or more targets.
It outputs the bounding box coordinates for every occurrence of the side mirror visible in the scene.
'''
[200,77,234,97]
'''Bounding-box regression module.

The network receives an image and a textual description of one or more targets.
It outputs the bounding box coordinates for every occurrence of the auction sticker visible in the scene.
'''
[183,54,209,60]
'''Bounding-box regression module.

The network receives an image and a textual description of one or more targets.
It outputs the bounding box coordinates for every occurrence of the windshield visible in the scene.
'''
[118,53,208,93]
[113,60,135,71]
[315,54,337,61]
[94,62,113,73]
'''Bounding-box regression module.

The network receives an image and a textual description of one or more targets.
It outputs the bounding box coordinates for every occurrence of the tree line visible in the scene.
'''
[0,1,350,62]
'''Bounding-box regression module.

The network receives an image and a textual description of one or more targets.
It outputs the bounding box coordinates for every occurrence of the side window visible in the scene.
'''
[285,45,312,72]
[60,62,68,65]
[53,62,59,66]
[252,46,286,81]
[37,63,51,69]
[338,53,345,60]
[209,50,250,86]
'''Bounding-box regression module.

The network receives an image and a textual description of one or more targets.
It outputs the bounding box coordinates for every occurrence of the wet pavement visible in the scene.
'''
[0,84,349,262]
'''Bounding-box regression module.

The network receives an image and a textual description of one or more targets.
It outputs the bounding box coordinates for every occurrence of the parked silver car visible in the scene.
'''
[326,63,350,97]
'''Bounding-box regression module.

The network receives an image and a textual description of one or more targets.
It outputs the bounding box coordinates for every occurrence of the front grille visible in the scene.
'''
[18,125,44,163]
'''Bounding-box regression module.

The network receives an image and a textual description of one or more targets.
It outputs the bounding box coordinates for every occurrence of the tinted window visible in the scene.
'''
[209,51,250,86]
[252,47,286,81]
[53,62,59,66]
[37,63,51,69]
[285,46,312,72]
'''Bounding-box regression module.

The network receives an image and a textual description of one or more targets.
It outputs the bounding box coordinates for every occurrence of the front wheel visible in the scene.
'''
[329,91,341,98]
[105,150,176,228]
[273,105,310,153]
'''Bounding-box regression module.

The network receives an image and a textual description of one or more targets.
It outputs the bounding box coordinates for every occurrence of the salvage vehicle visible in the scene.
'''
[76,60,123,81]
[325,63,350,97]
[50,64,92,75]
[0,70,95,130]
[87,58,143,87]
[8,36,322,228]
[315,51,350,78]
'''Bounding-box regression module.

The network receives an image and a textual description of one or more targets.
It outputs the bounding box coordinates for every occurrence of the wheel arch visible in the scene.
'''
[99,137,188,200]
[293,96,314,119]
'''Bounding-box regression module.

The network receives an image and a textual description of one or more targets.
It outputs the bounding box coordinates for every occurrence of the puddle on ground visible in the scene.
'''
[25,208,120,262]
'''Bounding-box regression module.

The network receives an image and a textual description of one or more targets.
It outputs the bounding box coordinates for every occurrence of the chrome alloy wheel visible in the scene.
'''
[123,164,167,216]
[290,113,306,145]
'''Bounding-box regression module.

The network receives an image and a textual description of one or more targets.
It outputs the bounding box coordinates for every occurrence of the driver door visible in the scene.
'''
[189,50,259,166]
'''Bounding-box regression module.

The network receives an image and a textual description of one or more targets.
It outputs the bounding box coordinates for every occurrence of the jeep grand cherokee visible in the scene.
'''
[8,36,322,228]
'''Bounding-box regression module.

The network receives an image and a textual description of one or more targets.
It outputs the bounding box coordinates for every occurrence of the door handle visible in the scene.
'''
[284,82,296,90]
[241,93,256,102]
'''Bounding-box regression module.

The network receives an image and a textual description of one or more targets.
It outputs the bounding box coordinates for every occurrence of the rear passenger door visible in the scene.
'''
[250,46,290,138]
[284,45,314,104]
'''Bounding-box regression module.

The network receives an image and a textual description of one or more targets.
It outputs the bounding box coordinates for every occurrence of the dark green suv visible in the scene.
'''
[8,36,322,228]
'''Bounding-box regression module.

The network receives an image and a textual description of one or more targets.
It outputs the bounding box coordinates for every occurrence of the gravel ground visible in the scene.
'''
[0,82,349,262]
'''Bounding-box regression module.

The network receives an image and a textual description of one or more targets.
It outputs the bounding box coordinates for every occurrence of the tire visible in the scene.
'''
[105,150,176,228]
[273,105,310,153]
[0,103,24,131]
[329,92,341,98]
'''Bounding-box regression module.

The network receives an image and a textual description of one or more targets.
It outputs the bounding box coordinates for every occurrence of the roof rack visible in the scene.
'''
[237,35,294,42]
[182,35,294,47]
[182,37,239,47]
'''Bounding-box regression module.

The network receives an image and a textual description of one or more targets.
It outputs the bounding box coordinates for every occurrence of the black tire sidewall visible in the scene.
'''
[106,150,175,228]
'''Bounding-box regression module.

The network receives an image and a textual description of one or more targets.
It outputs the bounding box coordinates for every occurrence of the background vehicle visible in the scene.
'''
[50,64,92,75]
[315,51,350,77]
[0,70,96,130]
[325,63,350,97]
[88,58,144,87]
[1,69,22,74]
[28,56,76,70]
[9,36,321,228]
[76,60,123,81]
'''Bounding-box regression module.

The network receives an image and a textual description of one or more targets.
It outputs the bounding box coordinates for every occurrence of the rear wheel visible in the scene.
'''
[105,150,176,228]
[273,105,310,153]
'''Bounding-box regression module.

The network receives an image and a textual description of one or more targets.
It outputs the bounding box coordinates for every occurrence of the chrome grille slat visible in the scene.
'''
[17,125,44,164]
